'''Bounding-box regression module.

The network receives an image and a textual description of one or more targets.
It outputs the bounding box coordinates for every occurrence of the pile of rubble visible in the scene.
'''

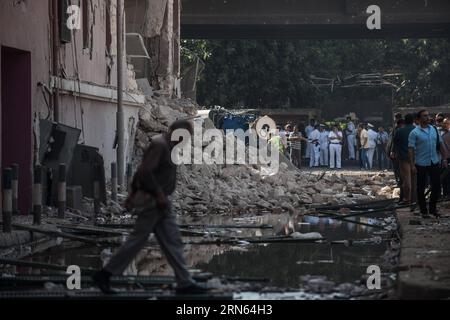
[131,95,397,216]
[172,163,396,215]
[133,92,197,167]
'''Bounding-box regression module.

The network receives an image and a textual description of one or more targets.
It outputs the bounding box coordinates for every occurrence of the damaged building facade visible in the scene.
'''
[0,0,182,214]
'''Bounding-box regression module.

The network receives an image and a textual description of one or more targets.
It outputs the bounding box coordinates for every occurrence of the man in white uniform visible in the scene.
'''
[345,116,356,160]
[309,124,321,168]
[366,123,378,169]
[305,119,315,159]
[319,125,329,167]
[328,125,343,169]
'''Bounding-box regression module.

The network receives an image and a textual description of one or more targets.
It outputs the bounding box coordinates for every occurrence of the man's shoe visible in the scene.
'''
[92,269,117,294]
[176,284,208,295]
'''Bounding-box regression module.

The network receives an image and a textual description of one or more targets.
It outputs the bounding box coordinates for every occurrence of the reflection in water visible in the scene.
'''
[194,214,387,287]
[12,212,389,290]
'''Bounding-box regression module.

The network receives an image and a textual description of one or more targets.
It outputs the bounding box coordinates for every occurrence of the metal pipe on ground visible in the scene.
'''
[313,198,395,211]
[2,168,12,233]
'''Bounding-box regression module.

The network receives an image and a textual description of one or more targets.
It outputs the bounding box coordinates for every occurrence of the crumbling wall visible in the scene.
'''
[125,0,181,97]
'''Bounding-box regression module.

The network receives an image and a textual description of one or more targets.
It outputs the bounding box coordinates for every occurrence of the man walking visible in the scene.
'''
[408,110,448,217]
[93,120,207,294]
[345,116,356,160]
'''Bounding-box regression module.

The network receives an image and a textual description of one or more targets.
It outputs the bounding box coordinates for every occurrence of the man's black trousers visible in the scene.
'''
[416,163,441,215]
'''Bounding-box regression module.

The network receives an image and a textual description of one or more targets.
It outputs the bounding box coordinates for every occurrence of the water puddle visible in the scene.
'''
[2,211,395,298]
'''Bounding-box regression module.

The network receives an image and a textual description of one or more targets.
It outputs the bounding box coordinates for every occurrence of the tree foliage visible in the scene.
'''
[181,39,450,109]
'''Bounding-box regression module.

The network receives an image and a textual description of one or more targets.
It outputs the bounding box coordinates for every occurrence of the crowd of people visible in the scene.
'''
[269,117,391,171]
[390,110,450,218]
[268,109,450,217]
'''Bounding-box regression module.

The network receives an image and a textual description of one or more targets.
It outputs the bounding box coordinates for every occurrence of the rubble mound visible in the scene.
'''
[134,96,396,215]
[172,162,395,215]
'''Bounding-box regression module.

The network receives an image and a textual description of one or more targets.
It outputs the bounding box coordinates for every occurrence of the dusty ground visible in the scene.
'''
[396,203,450,299]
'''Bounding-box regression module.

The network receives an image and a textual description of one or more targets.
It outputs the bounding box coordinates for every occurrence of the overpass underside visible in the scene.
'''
[181,0,450,39]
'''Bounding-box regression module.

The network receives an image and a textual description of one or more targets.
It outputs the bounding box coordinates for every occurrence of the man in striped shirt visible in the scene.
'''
[288,125,308,168]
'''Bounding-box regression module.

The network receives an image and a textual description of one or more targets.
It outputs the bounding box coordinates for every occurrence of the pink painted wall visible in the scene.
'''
[0,0,140,212]
[0,0,51,213]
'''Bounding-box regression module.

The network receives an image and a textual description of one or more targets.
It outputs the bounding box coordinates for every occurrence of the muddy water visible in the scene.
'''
[13,212,390,292]
[188,214,388,288]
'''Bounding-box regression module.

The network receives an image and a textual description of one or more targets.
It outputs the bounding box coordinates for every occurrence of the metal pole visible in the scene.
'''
[116,0,125,190]
[52,0,60,122]
[111,162,117,202]
[93,164,101,221]
[126,163,132,192]
[58,163,66,219]
[2,168,12,233]
[33,166,43,225]
[11,164,19,215]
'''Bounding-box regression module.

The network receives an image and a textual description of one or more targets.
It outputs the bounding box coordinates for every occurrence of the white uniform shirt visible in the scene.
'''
[319,130,329,146]
[347,122,356,135]
[367,129,378,148]
[328,131,343,143]
[309,129,320,143]
[305,125,314,139]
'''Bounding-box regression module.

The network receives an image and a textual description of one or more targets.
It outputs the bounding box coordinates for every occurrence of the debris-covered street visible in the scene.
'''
[1,167,400,299]
[1,0,450,308]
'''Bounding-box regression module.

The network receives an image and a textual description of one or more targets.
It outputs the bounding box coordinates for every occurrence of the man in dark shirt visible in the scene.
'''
[441,118,450,196]
[389,117,405,202]
[93,120,207,295]
[393,114,416,206]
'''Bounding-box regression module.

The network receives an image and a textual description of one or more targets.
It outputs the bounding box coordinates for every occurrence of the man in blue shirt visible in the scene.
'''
[408,110,448,217]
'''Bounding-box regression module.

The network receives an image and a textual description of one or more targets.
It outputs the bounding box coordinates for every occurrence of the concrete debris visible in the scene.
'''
[290,232,323,240]
[132,97,397,216]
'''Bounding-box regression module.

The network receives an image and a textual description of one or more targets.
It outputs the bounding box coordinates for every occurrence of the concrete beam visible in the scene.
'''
[50,76,145,107]
[181,0,450,38]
